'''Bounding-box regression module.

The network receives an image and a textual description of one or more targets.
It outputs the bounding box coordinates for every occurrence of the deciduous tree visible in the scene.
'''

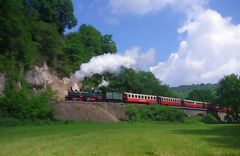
[216,74,240,122]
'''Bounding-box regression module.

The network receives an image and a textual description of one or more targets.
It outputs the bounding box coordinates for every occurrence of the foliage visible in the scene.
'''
[83,68,176,97]
[0,117,21,127]
[125,105,186,122]
[1,1,117,78]
[0,0,38,70]
[60,24,117,76]
[30,20,63,66]
[202,113,220,124]
[216,74,240,122]
[23,0,77,33]
[184,113,220,124]
[172,83,218,98]
[0,81,55,120]
[187,89,217,102]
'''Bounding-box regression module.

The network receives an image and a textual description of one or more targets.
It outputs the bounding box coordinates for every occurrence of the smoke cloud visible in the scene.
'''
[74,47,156,81]
[98,79,109,88]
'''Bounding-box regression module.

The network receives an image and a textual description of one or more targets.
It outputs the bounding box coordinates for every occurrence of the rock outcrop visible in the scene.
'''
[25,63,80,99]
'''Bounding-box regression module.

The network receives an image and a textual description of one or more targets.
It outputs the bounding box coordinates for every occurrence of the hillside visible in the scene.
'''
[171,83,218,98]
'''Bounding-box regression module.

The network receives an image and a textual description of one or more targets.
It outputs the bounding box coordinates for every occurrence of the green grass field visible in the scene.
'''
[0,122,239,156]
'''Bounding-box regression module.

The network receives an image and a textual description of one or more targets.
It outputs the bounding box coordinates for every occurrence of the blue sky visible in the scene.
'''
[69,0,240,86]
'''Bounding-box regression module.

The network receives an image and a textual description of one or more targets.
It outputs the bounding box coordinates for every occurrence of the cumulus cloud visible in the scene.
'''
[150,9,240,86]
[74,47,156,81]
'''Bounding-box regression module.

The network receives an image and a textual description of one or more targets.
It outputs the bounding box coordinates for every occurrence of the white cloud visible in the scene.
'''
[150,9,240,86]
[100,0,207,24]
[74,47,156,81]
[108,0,207,16]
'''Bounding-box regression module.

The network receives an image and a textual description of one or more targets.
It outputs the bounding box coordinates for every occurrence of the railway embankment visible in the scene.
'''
[55,101,128,122]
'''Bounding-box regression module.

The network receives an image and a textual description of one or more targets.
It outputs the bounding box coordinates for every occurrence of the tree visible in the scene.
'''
[0,0,38,70]
[216,74,240,122]
[187,89,216,102]
[61,24,117,76]
[23,0,77,33]
[101,35,117,54]
[30,20,63,66]
[83,68,175,97]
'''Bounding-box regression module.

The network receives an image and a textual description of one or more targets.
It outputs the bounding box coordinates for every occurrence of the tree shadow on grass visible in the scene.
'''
[174,124,240,149]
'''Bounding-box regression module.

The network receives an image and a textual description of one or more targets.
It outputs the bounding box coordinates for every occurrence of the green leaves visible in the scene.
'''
[83,68,175,97]
[23,0,77,33]
[125,105,186,122]
[187,89,216,102]
[216,74,240,122]
[0,81,54,119]
[60,24,117,76]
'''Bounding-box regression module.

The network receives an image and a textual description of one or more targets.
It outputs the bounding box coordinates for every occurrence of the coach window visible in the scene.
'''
[128,94,130,98]
[135,95,137,98]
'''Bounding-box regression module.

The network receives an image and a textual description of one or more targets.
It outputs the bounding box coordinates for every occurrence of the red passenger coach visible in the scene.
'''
[158,96,182,106]
[123,92,157,104]
[183,100,206,109]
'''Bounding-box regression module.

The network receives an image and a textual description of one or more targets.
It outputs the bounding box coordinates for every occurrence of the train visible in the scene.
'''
[65,88,231,112]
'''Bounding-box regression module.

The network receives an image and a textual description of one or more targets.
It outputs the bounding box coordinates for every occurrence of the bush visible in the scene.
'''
[125,105,187,122]
[202,113,220,124]
[0,117,21,127]
[0,81,55,120]
[184,113,220,124]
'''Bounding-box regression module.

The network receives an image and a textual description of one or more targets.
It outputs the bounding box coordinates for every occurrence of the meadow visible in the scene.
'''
[0,122,239,156]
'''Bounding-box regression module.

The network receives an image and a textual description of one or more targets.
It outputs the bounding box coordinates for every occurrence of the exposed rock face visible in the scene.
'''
[25,63,53,87]
[0,74,5,94]
[25,63,80,99]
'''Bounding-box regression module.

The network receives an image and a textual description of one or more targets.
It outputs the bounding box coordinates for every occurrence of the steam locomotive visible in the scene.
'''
[65,88,230,112]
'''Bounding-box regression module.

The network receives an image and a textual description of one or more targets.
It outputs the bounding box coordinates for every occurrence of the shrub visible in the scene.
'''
[125,105,144,121]
[0,81,55,120]
[202,113,220,124]
[125,105,186,122]
[184,113,220,124]
[0,117,21,126]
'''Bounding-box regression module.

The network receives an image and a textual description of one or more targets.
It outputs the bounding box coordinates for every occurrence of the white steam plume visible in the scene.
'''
[74,47,156,81]
[98,79,109,88]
